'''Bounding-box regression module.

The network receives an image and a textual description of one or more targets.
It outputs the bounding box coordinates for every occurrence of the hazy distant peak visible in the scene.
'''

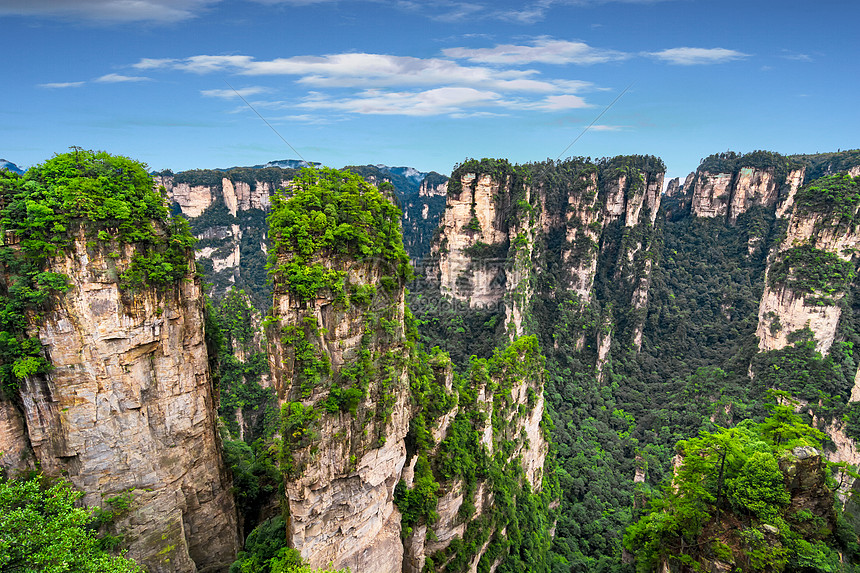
[0,159,24,174]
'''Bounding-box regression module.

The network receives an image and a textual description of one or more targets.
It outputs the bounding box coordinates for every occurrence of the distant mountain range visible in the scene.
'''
[0,159,24,174]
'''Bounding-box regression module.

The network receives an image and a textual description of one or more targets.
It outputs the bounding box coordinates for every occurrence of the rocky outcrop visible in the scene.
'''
[756,174,860,353]
[435,172,510,308]
[664,177,680,198]
[156,175,214,218]
[688,165,805,223]
[419,178,448,197]
[0,395,32,472]
[157,175,282,220]
[2,229,239,573]
[432,160,665,351]
[401,338,549,573]
[267,255,411,573]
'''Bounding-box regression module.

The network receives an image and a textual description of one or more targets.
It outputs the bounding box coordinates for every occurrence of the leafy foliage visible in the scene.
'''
[229,516,350,573]
[0,474,142,572]
[267,167,411,302]
[623,409,855,572]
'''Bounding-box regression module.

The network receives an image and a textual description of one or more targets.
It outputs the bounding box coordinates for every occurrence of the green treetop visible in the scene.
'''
[267,167,411,301]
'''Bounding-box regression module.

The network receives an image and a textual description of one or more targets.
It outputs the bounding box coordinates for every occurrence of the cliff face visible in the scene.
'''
[267,256,411,573]
[755,174,860,353]
[688,165,806,223]
[429,157,665,357]
[1,229,239,573]
[435,172,511,308]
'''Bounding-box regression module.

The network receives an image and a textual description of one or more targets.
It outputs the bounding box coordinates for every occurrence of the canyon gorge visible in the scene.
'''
[1,148,860,572]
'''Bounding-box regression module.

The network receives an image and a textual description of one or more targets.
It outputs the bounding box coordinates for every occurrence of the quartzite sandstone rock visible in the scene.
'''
[2,229,239,573]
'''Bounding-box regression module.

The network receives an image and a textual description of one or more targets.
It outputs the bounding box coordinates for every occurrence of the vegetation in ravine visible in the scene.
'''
[229,516,350,573]
[395,336,559,573]
[205,287,280,534]
[0,472,143,572]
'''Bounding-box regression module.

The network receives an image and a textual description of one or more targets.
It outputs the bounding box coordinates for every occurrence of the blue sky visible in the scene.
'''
[1,0,857,181]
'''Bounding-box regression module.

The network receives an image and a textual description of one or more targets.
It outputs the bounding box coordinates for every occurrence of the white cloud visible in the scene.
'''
[201,86,270,99]
[589,124,627,131]
[95,73,150,83]
[646,47,749,65]
[296,87,504,116]
[529,94,590,110]
[133,52,595,94]
[38,81,85,88]
[0,0,219,22]
[781,51,813,62]
[133,58,179,70]
[443,38,627,65]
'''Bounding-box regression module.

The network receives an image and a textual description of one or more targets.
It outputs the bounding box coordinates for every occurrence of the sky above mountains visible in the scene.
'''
[2,0,857,180]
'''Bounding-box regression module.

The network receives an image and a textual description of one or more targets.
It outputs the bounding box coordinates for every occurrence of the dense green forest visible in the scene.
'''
[409,153,860,571]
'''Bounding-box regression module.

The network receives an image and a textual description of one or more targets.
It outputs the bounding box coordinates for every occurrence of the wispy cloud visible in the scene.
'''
[95,73,151,83]
[443,37,627,65]
[781,50,813,62]
[529,94,590,110]
[646,47,749,65]
[588,124,627,131]
[38,81,85,88]
[296,87,503,116]
[201,86,270,99]
[0,0,219,22]
[133,52,596,94]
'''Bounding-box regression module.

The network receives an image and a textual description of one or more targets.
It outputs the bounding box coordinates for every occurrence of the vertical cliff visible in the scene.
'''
[755,173,860,353]
[425,156,665,358]
[0,151,239,573]
[265,167,414,572]
[684,151,806,224]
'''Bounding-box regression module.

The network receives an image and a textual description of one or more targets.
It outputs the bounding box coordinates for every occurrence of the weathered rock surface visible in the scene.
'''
[688,166,805,223]
[435,173,510,308]
[2,229,239,573]
[419,178,448,197]
[267,255,411,573]
[756,184,860,353]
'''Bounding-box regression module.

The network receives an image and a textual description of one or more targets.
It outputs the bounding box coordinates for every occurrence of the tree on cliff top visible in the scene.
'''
[266,167,411,302]
[624,406,858,572]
